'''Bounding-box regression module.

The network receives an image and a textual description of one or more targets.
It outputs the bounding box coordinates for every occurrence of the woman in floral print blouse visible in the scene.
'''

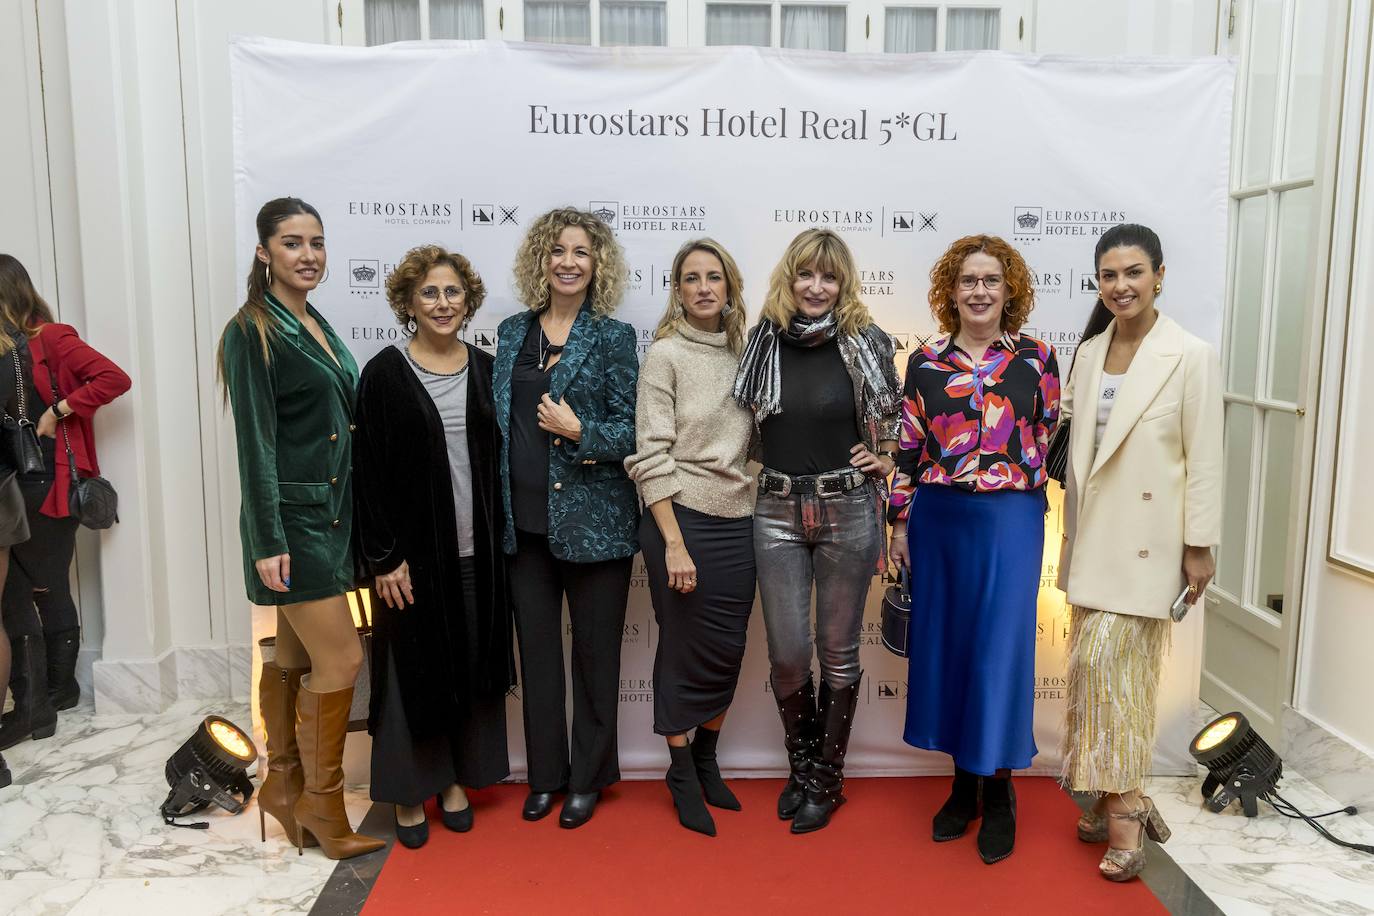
[888,234,1060,866]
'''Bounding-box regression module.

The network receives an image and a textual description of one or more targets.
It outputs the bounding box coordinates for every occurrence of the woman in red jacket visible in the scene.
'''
[0,254,130,751]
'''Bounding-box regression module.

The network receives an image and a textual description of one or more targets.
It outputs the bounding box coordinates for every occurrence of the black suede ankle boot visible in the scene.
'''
[666,743,716,836]
[932,767,982,841]
[690,726,740,811]
[978,775,1017,864]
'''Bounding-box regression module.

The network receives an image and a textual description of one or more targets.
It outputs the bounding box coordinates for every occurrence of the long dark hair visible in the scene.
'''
[1076,223,1165,352]
[215,197,324,392]
[0,254,57,355]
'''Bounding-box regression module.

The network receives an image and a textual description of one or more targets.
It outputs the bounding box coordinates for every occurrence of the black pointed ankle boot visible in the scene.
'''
[690,726,740,811]
[791,676,861,834]
[978,775,1017,864]
[932,767,982,841]
[0,634,58,752]
[46,628,81,711]
[0,751,11,789]
[666,743,716,836]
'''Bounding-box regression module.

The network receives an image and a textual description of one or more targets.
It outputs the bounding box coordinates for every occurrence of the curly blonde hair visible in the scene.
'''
[928,234,1036,335]
[652,238,748,354]
[512,208,627,316]
[759,228,873,336]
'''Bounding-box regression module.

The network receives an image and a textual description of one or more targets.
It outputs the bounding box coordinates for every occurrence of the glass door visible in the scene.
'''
[1202,0,1339,736]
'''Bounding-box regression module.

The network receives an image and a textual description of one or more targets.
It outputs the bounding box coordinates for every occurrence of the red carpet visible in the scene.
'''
[362,777,1167,915]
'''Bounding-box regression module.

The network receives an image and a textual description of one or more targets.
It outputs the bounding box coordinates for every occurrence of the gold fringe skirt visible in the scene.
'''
[1059,607,1171,795]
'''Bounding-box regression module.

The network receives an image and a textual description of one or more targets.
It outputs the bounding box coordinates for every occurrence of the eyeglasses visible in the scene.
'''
[418,285,465,305]
[957,275,1003,291]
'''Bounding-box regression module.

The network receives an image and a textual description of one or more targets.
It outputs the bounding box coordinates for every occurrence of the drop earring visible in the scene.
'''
[406,316,417,334]
[722,301,734,316]
[1154,283,1162,294]
[265,264,272,288]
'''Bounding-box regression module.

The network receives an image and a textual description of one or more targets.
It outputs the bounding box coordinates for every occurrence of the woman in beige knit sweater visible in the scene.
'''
[624,238,755,837]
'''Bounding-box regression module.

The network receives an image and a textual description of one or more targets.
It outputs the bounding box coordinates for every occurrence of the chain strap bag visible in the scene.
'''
[3,347,45,475]
[48,374,119,529]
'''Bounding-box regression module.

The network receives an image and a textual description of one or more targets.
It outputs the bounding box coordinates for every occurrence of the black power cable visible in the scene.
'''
[1263,791,1374,855]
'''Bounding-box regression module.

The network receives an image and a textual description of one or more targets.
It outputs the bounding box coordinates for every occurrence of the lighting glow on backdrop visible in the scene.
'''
[231,38,1234,777]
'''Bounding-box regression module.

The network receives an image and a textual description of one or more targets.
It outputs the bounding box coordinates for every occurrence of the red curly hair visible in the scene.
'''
[927,234,1035,335]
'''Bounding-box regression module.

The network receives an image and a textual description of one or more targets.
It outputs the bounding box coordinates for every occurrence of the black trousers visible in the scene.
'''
[1,472,79,638]
[510,529,632,794]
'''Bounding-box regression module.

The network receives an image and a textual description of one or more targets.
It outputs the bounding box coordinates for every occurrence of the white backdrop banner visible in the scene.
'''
[231,38,1233,779]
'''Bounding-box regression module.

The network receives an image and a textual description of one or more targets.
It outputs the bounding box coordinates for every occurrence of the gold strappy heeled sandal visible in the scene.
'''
[1077,806,1109,843]
[1100,796,1171,882]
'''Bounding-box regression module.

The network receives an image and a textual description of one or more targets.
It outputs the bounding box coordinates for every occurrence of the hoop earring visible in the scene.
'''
[672,303,684,319]
[406,316,417,334]
[721,301,734,316]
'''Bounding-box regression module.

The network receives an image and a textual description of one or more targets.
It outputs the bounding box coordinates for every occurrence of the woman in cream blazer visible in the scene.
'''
[1057,224,1222,882]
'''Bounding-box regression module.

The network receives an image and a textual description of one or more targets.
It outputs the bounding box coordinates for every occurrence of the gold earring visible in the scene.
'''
[1154,283,1162,294]
[265,264,272,287]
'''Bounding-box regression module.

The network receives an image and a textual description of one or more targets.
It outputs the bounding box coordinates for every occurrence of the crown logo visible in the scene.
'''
[351,264,376,282]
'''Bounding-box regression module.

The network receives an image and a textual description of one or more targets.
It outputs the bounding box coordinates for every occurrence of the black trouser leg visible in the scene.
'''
[565,553,632,794]
[509,531,571,793]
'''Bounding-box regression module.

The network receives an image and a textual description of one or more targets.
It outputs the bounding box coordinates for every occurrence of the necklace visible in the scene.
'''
[537,326,564,372]
[404,342,467,377]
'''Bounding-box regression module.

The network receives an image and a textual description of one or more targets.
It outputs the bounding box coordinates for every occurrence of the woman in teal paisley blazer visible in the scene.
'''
[495,207,639,830]
[218,198,382,861]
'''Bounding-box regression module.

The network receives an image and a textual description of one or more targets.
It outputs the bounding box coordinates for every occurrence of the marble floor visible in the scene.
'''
[2,701,1373,914]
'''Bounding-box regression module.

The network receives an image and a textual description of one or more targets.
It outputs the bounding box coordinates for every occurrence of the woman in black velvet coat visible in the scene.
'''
[352,245,515,847]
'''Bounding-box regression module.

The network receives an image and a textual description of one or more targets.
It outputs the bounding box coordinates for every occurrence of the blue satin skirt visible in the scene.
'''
[903,485,1046,775]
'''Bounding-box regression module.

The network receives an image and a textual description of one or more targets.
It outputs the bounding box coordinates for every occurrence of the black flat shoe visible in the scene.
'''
[394,810,429,849]
[559,791,599,829]
[438,793,473,832]
[523,790,559,822]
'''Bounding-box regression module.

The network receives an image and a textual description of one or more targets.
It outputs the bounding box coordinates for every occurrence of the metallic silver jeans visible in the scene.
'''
[753,477,881,696]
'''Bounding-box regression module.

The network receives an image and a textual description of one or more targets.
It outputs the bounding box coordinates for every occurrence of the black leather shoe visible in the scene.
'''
[438,793,474,832]
[394,809,429,849]
[558,791,600,829]
[522,790,559,822]
[0,752,11,789]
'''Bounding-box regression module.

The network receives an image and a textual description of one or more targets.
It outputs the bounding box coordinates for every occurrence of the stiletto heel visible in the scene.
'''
[259,807,266,843]
[295,824,305,856]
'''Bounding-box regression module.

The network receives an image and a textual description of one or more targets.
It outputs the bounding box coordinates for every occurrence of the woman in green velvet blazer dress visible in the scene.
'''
[218,197,382,861]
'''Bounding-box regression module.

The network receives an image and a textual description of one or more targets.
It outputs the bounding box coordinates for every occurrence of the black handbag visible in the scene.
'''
[1046,417,1072,484]
[880,566,912,658]
[3,346,44,476]
[48,374,118,529]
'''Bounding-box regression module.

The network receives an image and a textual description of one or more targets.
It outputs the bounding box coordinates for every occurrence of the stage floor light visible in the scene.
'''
[161,715,258,829]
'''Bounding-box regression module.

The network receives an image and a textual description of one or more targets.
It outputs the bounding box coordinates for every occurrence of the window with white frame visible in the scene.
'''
[601,1,668,46]
[945,6,997,49]
[884,7,936,52]
[363,0,485,42]
[781,4,845,51]
[525,0,593,43]
[706,3,772,46]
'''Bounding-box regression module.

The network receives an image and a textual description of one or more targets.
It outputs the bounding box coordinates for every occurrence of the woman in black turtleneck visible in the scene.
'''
[732,228,901,834]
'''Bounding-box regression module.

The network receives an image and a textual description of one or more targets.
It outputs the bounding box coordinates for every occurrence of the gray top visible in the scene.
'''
[399,342,475,557]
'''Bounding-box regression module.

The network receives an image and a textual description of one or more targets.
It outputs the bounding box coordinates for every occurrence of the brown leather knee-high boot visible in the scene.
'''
[256,661,316,846]
[292,675,384,859]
